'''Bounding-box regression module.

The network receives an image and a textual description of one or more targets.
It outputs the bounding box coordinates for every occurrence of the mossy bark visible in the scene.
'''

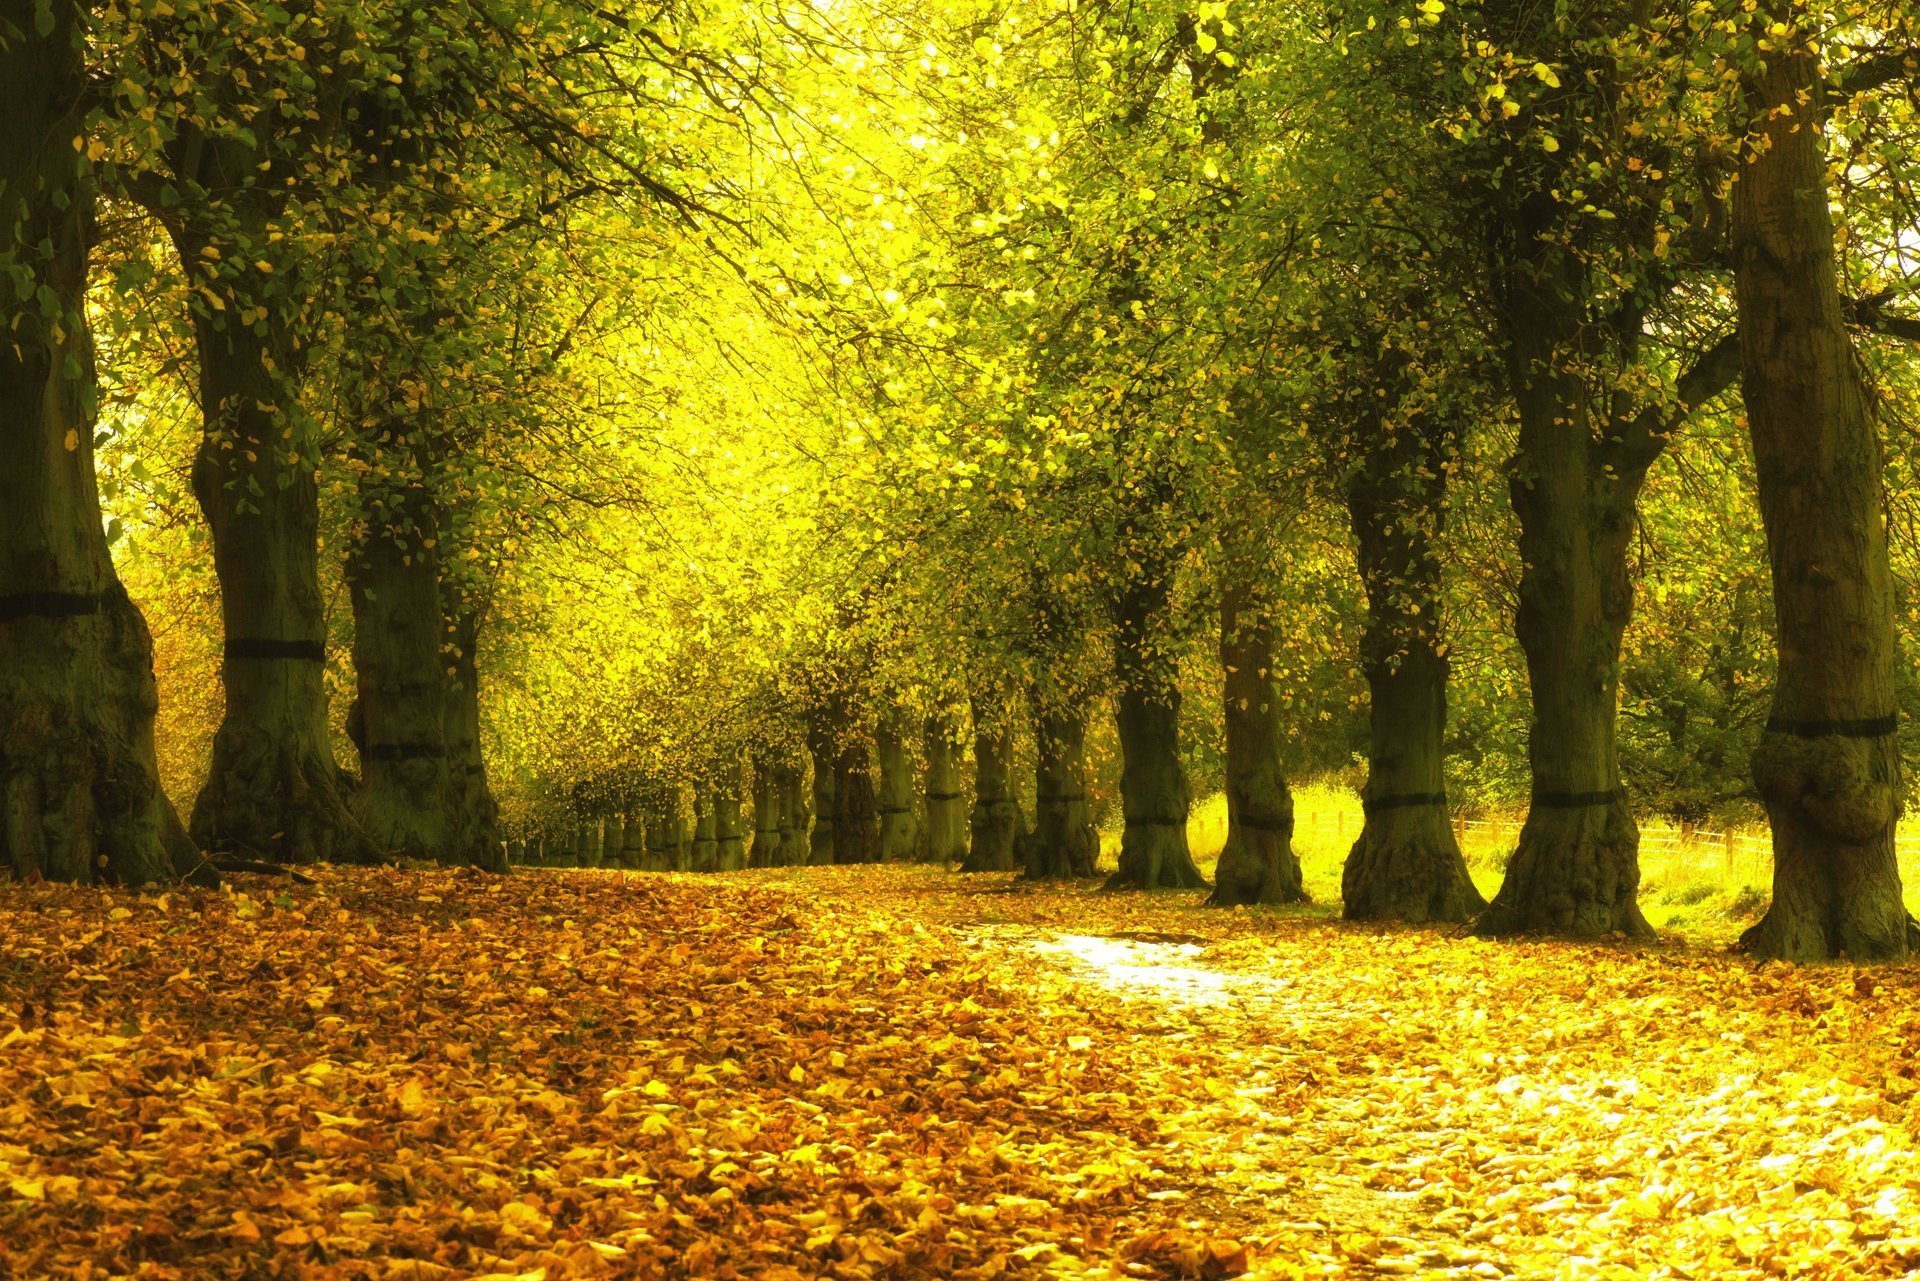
[1732,34,1916,961]
[1208,586,1306,905]
[691,791,718,872]
[920,713,969,865]
[714,776,745,870]
[1474,222,1651,938]
[1340,418,1482,923]
[962,700,1023,873]
[749,758,784,867]
[1105,579,1206,891]
[621,814,647,869]
[876,709,920,861]
[443,599,503,870]
[0,10,190,885]
[1025,705,1100,880]
[780,764,809,866]
[833,734,881,864]
[643,796,679,871]
[808,718,838,865]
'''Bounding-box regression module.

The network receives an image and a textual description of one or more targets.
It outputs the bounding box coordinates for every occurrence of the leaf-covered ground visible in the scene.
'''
[4,865,1919,1279]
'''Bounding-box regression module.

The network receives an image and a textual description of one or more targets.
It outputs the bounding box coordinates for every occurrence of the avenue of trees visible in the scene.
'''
[4,0,1920,962]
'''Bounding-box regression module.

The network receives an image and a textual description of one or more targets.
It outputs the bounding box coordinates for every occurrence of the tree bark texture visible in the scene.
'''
[876,709,920,860]
[691,791,718,872]
[1340,418,1483,923]
[779,764,809,867]
[1025,703,1100,879]
[920,712,968,865]
[808,716,837,866]
[1475,228,1650,938]
[832,735,881,864]
[713,777,745,871]
[1105,579,1207,890]
[962,701,1023,872]
[0,3,189,884]
[1208,586,1306,905]
[1732,34,1915,961]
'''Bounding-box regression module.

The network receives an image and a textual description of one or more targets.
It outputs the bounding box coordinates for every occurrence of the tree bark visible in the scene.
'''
[876,709,920,860]
[691,790,718,872]
[1340,418,1483,923]
[921,712,968,865]
[1104,579,1207,890]
[0,2,191,884]
[1208,585,1306,905]
[643,795,679,871]
[714,774,745,870]
[808,715,838,865]
[177,256,372,863]
[1475,225,1651,938]
[833,733,881,864]
[780,763,809,866]
[749,758,783,867]
[1732,33,1915,961]
[346,476,458,863]
[621,813,646,869]
[962,700,1023,872]
[443,596,503,870]
[1025,704,1100,879]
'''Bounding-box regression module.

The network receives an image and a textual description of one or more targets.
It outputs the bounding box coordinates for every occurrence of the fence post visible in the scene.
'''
[1724,830,1735,872]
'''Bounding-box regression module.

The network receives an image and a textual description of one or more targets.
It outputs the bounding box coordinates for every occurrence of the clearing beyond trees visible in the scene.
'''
[4,864,1917,1280]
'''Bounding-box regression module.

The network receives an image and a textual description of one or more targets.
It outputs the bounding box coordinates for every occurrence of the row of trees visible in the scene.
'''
[6,0,1920,963]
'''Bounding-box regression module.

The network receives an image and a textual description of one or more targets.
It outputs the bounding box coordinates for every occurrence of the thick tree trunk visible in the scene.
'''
[780,764,809,866]
[714,776,745,870]
[179,276,372,863]
[443,598,503,870]
[0,5,190,885]
[643,797,678,871]
[921,712,968,865]
[1475,240,1651,938]
[1025,704,1100,879]
[621,814,646,868]
[833,735,881,864]
[1340,427,1483,923]
[691,791,718,872]
[962,701,1023,872]
[808,718,837,865]
[346,480,459,863]
[1105,580,1207,890]
[876,709,920,860]
[1732,37,1915,961]
[603,817,627,869]
[1208,586,1306,905]
[749,759,782,867]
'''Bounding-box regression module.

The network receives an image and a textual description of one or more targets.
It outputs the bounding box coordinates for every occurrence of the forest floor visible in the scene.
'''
[4,865,1920,1280]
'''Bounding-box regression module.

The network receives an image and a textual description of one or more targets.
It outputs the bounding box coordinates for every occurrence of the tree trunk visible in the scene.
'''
[1104,580,1206,890]
[1340,422,1483,923]
[1208,586,1306,905]
[691,790,718,872]
[621,813,646,868]
[643,797,678,871]
[1731,35,1915,961]
[714,776,745,871]
[0,5,192,885]
[1026,704,1100,879]
[443,597,503,870]
[780,764,809,866]
[962,701,1023,872]
[876,709,920,860]
[921,712,969,865]
[177,250,372,863]
[1475,237,1651,938]
[833,734,881,864]
[749,758,782,867]
[346,479,458,863]
[808,717,838,865]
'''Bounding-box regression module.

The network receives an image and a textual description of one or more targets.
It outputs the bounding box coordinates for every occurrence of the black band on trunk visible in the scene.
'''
[1234,814,1296,833]
[1362,792,1448,813]
[1765,713,1898,739]
[1038,792,1088,803]
[1530,789,1620,809]
[1124,816,1184,827]
[0,583,124,621]
[226,637,327,662]
[363,742,447,762]
[878,805,914,815]
[924,790,966,801]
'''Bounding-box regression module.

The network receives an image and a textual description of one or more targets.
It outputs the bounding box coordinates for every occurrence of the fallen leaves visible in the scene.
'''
[5,863,1920,1280]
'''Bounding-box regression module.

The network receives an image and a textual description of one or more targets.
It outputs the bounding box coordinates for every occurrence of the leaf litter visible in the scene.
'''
[3,863,1919,1279]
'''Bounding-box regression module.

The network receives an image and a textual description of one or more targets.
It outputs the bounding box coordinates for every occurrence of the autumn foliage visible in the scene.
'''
[7,866,1920,1279]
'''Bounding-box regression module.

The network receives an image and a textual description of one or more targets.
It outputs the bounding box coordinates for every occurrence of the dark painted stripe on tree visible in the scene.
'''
[1764,713,1898,738]
[0,583,126,620]
[225,637,327,662]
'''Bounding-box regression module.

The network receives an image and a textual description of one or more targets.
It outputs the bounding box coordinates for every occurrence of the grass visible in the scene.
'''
[1100,780,1920,943]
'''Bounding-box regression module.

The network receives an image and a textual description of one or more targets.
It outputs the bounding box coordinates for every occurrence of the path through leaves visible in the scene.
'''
[4,865,1919,1279]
